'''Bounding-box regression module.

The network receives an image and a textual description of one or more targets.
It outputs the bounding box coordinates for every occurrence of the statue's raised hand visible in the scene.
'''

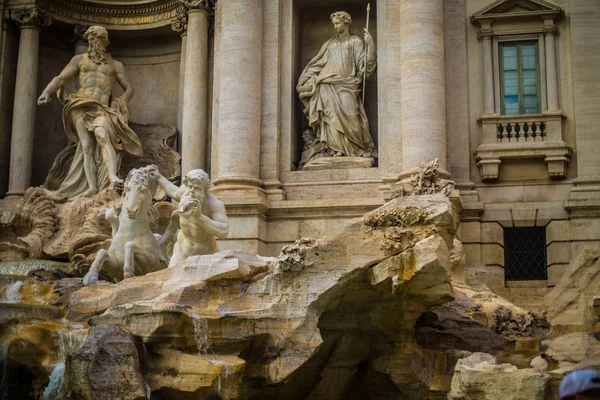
[37,93,51,105]
[364,29,374,47]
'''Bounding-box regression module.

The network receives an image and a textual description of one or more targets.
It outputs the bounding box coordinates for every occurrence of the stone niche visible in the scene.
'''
[293,0,378,168]
[30,22,181,188]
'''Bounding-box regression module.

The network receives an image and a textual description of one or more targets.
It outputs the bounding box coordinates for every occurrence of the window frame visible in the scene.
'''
[499,40,542,115]
[503,226,548,282]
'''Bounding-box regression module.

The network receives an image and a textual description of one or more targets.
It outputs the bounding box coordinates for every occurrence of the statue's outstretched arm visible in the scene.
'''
[198,198,229,240]
[149,166,181,200]
[114,61,134,103]
[38,55,82,105]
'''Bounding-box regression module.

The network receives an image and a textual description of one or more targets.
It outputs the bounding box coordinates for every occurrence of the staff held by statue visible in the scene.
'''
[362,2,371,105]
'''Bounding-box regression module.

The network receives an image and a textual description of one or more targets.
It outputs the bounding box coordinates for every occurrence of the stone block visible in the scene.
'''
[459,222,481,243]
[547,242,571,265]
[571,218,600,241]
[481,222,503,245]
[481,243,504,266]
[546,220,571,243]
[547,263,568,287]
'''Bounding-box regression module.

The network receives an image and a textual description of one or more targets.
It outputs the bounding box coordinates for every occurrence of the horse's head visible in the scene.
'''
[123,166,157,220]
[178,169,210,216]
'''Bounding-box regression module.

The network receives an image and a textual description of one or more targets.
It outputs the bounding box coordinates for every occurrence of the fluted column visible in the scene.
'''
[480,20,495,116]
[171,12,188,153]
[179,0,209,176]
[399,0,448,179]
[5,7,51,198]
[212,0,263,192]
[544,18,560,113]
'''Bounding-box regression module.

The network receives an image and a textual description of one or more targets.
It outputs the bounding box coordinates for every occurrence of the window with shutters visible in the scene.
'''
[500,41,541,115]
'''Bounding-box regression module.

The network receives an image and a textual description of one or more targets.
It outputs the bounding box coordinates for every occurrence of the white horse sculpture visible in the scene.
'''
[83,166,172,285]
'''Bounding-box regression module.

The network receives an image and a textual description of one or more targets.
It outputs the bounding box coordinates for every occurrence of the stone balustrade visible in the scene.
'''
[474,113,571,181]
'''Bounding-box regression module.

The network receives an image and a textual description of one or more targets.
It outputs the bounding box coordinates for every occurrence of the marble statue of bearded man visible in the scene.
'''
[37,26,143,202]
[297,11,377,168]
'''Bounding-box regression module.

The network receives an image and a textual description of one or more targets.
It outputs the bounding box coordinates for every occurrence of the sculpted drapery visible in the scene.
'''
[298,11,377,167]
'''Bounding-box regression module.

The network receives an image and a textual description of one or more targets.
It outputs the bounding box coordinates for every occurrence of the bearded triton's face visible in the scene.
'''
[90,36,109,51]
[178,186,204,215]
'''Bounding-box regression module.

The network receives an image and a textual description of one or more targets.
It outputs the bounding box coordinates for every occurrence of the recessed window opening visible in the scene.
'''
[504,226,547,281]
[500,41,541,115]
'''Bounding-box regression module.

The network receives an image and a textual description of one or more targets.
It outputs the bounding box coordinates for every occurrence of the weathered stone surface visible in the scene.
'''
[66,325,146,400]
[449,353,550,400]
[545,248,600,326]
[415,300,509,352]
[64,194,459,398]
[68,250,274,320]
[530,355,548,371]
[543,332,600,369]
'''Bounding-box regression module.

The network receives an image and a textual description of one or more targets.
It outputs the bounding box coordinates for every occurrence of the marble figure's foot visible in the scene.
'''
[109,174,123,184]
[83,269,99,286]
[123,269,134,280]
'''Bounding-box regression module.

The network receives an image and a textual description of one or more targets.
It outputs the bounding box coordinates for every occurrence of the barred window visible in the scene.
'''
[504,227,547,281]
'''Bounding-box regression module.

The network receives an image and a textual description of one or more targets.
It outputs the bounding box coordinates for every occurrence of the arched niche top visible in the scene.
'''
[6,0,184,31]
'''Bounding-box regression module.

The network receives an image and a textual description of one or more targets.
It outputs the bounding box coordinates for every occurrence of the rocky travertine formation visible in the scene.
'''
[3,190,597,399]
[66,325,147,400]
[392,159,456,198]
[448,353,550,400]
[544,248,600,326]
[60,192,460,399]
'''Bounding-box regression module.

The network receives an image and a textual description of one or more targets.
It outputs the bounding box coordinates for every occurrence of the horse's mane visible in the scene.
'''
[118,166,159,229]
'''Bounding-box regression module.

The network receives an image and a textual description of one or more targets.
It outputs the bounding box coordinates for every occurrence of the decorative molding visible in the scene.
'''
[9,7,51,29]
[6,0,184,29]
[179,0,214,12]
[471,0,562,25]
[474,141,572,181]
[71,23,89,43]
[170,10,187,33]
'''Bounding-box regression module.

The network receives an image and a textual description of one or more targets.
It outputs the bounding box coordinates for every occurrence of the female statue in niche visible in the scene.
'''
[297,10,377,170]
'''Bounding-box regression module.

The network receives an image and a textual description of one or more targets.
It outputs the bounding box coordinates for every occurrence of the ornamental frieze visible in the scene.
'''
[6,0,188,30]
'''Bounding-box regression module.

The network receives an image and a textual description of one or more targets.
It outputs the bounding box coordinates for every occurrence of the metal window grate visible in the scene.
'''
[504,227,547,281]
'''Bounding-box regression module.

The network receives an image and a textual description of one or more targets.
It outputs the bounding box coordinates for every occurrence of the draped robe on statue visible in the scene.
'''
[298,34,377,161]
[48,81,143,202]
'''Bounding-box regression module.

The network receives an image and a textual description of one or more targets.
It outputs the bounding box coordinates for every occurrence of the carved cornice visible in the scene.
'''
[6,0,184,30]
[10,7,51,29]
[179,0,213,12]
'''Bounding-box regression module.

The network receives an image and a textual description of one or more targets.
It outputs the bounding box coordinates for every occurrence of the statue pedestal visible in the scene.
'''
[302,156,374,171]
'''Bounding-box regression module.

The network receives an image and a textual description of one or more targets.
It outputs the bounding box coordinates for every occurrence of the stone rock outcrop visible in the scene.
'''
[449,353,550,400]
[63,193,461,399]
[544,248,600,326]
[543,332,600,372]
[66,325,146,400]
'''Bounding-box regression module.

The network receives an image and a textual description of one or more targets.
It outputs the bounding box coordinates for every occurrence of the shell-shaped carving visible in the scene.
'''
[0,187,57,261]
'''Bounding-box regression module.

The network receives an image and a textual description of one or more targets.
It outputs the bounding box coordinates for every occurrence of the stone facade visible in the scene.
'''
[0,0,598,317]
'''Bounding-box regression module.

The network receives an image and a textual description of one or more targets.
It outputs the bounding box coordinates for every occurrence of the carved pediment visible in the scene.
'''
[472,0,562,23]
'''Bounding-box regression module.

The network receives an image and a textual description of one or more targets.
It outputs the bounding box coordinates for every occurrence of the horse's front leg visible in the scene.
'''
[83,249,118,285]
[123,242,163,279]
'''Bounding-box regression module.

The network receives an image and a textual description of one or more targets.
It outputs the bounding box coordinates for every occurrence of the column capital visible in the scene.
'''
[179,0,213,12]
[9,7,51,30]
[69,24,90,44]
[171,12,187,34]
